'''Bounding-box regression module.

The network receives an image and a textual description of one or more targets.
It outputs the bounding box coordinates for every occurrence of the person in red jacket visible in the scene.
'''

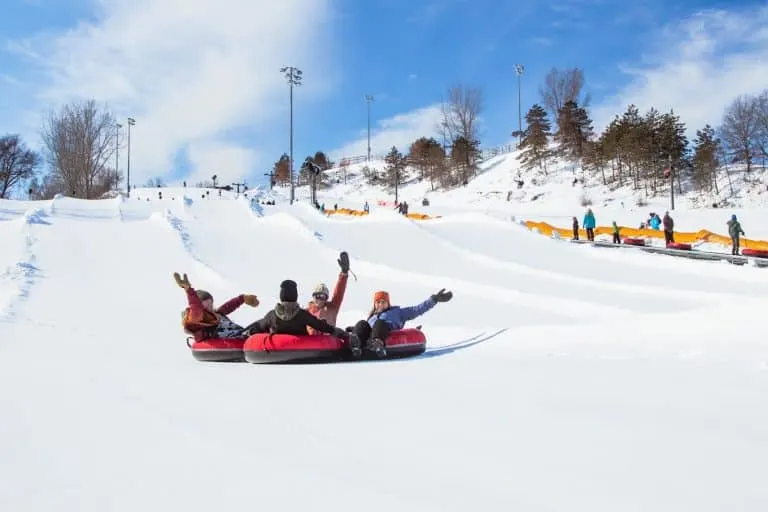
[306,251,349,334]
[174,272,260,341]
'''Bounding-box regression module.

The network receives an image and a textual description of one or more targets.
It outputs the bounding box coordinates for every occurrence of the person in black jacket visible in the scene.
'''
[244,279,349,340]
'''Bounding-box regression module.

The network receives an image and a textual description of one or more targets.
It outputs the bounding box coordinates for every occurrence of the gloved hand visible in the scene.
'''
[173,272,191,290]
[243,294,259,307]
[431,288,453,303]
[333,327,348,339]
[338,251,350,274]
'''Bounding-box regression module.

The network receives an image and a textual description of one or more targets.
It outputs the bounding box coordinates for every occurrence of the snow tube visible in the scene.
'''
[667,242,692,250]
[243,328,428,364]
[385,328,427,358]
[623,237,646,246]
[187,337,245,362]
[243,333,345,364]
[741,248,768,258]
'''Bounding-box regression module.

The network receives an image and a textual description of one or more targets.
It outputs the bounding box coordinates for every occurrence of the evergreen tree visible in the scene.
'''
[555,100,593,160]
[517,104,552,172]
[692,124,720,192]
[384,146,407,189]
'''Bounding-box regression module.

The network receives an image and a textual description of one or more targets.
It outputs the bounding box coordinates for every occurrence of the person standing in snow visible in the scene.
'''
[572,217,579,240]
[582,208,596,241]
[306,251,351,335]
[727,214,745,255]
[174,272,260,341]
[345,289,453,359]
[612,221,620,244]
[662,211,675,245]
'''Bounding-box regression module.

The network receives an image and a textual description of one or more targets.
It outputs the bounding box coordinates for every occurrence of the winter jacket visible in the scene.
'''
[182,288,246,341]
[663,214,674,231]
[306,272,348,335]
[368,297,436,331]
[649,216,661,230]
[727,219,745,239]
[583,212,596,229]
[249,302,338,336]
[612,221,619,234]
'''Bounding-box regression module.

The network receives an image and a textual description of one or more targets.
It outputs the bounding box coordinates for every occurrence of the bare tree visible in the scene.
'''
[40,99,118,198]
[439,85,483,143]
[719,94,761,172]
[0,134,40,198]
[539,67,590,130]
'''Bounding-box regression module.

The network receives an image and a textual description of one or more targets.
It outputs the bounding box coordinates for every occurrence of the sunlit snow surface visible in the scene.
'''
[1,192,766,511]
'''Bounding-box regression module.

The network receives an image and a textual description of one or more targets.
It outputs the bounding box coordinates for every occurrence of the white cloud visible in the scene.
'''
[592,6,768,135]
[329,104,443,160]
[184,141,261,187]
[7,0,334,185]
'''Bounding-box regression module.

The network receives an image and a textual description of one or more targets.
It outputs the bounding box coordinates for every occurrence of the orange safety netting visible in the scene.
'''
[523,220,768,251]
[324,208,438,220]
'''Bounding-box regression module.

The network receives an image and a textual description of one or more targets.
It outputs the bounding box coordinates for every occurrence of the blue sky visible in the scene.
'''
[1,0,767,190]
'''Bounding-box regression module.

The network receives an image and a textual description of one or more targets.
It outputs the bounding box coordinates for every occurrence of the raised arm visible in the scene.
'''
[328,272,348,309]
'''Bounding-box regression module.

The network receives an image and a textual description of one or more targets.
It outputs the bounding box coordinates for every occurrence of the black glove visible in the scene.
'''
[431,288,453,303]
[337,251,350,274]
[333,327,348,339]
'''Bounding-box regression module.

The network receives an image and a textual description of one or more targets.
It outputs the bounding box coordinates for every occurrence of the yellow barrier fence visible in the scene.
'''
[324,208,438,220]
[524,220,768,251]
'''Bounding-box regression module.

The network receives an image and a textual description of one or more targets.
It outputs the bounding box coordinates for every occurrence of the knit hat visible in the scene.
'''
[373,291,390,303]
[313,283,329,298]
[196,290,213,302]
[280,279,298,302]
[732,214,737,221]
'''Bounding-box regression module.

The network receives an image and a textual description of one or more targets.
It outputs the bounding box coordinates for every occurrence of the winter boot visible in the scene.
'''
[366,338,387,359]
[348,333,362,359]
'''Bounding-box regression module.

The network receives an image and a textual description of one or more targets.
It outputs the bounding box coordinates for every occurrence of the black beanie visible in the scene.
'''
[279,279,298,302]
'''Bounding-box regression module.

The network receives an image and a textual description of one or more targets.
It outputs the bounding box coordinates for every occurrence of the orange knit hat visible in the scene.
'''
[373,291,390,303]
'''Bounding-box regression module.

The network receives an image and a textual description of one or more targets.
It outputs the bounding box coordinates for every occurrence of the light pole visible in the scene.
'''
[115,123,122,192]
[127,117,135,197]
[281,66,303,204]
[365,95,374,165]
[514,64,524,148]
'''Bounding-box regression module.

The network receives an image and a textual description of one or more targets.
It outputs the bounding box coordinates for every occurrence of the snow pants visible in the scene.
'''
[731,236,740,255]
[586,227,594,241]
[352,319,391,346]
[664,229,674,244]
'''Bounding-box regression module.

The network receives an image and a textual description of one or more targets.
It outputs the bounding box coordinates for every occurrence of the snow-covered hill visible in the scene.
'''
[1,190,767,511]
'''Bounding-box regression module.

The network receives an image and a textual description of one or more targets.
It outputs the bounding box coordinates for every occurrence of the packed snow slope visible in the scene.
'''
[268,148,768,243]
[1,193,767,511]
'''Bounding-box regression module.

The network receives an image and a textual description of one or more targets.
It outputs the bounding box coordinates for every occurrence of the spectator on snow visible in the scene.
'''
[344,288,452,359]
[572,217,579,240]
[364,201,369,213]
[662,211,675,245]
[582,208,596,241]
[727,214,745,255]
[244,280,348,340]
[612,221,621,244]
[174,272,260,341]
[306,251,351,336]
[649,213,661,230]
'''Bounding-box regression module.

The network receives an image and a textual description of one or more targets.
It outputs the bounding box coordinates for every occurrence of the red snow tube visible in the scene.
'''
[741,248,768,258]
[385,328,427,358]
[243,328,428,364]
[667,242,692,250]
[243,333,345,364]
[187,337,245,362]
[623,237,646,246]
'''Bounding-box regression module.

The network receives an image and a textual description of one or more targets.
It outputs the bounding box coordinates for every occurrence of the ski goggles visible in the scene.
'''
[313,293,328,301]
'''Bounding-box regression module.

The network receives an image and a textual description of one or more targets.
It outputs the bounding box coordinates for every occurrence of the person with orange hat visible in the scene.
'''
[348,288,453,358]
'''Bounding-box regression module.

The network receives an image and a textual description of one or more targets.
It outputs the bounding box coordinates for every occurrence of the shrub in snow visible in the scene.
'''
[579,191,592,206]
[635,196,648,207]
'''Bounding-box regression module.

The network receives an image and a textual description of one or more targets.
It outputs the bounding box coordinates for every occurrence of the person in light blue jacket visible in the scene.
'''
[649,213,661,230]
[347,289,453,358]
[582,208,596,241]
